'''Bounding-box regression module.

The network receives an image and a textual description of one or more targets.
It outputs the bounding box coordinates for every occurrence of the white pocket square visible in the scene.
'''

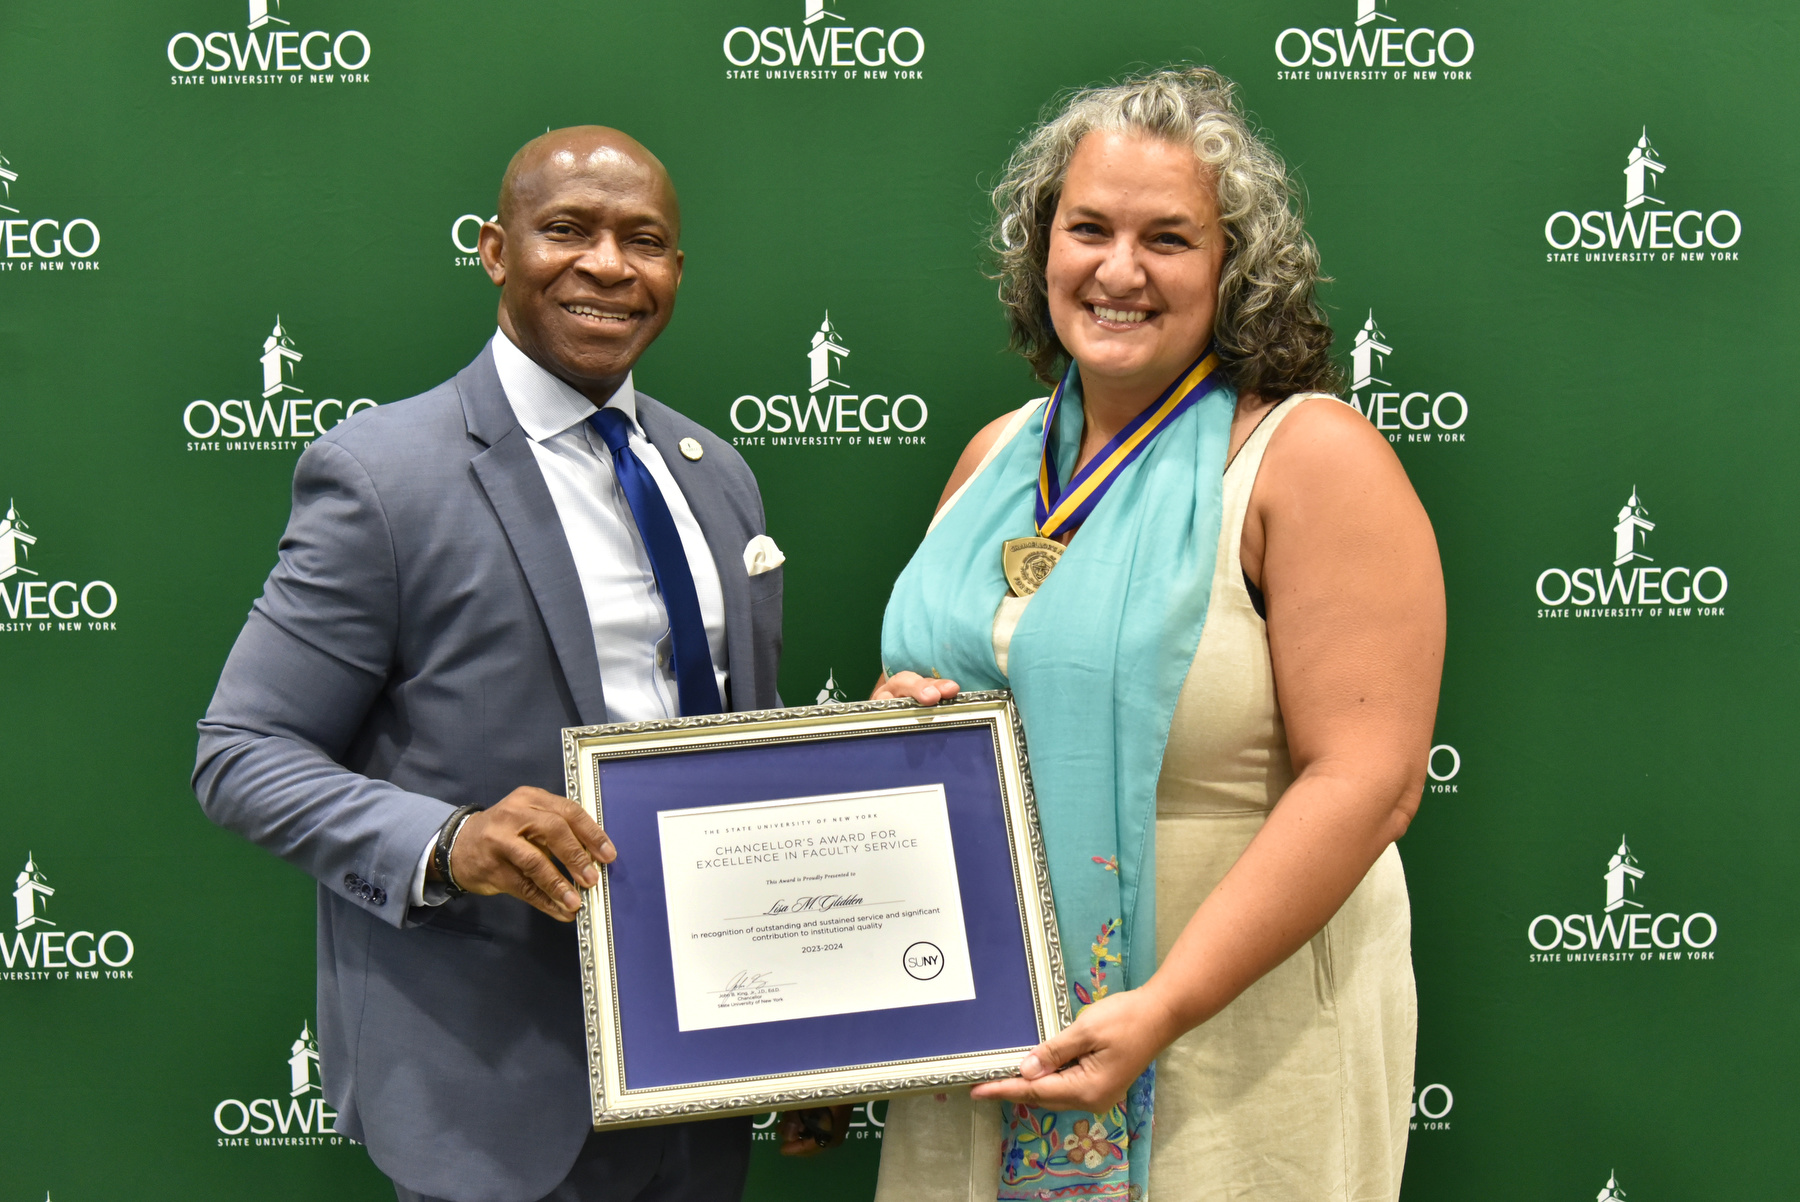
[744,534,786,576]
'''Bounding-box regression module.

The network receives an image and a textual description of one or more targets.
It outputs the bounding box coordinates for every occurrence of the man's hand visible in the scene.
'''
[777,1106,852,1157]
[435,787,615,922]
[969,988,1181,1113]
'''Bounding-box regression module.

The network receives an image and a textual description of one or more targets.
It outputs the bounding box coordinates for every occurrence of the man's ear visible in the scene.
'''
[672,248,684,291]
[478,221,507,287]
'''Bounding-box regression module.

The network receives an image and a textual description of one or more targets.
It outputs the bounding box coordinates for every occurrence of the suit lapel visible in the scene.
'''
[636,395,758,712]
[456,346,609,726]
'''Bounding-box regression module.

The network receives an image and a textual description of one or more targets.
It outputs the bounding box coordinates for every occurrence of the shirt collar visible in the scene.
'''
[490,329,637,443]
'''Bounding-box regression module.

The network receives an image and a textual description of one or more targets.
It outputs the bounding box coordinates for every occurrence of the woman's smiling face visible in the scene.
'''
[1045,130,1227,399]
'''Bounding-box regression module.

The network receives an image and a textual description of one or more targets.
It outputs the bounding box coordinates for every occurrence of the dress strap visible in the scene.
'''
[1220,392,1338,596]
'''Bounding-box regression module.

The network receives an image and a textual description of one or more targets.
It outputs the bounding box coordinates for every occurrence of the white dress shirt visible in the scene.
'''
[413,330,729,905]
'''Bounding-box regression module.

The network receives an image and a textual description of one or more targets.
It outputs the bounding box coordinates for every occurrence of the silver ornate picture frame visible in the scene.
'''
[561,690,1069,1129]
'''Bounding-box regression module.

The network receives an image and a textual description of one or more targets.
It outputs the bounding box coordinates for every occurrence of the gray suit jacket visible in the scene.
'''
[193,344,781,1202]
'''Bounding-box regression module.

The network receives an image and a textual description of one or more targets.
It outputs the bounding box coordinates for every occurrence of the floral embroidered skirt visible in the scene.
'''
[872,823,1416,1202]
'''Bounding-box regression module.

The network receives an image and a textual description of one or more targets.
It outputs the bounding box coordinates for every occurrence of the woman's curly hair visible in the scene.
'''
[991,66,1341,398]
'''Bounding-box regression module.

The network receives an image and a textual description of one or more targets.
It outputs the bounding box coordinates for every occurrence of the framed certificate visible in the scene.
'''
[561,690,1069,1129]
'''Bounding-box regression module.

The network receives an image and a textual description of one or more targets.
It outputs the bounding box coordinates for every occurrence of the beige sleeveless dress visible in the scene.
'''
[874,396,1416,1202]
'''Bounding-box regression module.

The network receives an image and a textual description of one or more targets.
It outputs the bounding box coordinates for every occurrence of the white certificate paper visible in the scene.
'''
[656,785,977,1032]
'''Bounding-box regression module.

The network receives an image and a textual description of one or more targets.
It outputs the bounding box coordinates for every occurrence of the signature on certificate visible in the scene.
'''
[712,969,791,1000]
[761,893,871,915]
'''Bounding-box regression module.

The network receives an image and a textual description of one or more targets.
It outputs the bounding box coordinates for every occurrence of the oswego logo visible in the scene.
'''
[728,312,928,450]
[3,854,136,982]
[723,1,925,82]
[752,1100,887,1144]
[450,210,496,268]
[1598,1171,1628,1201]
[815,670,849,705]
[1409,1080,1453,1132]
[1544,129,1742,264]
[1526,838,1718,965]
[0,501,120,635]
[0,150,103,276]
[167,1,372,88]
[1342,311,1468,445]
[211,1021,355,1148]
[1274,1,1473,82]
[1425,743,1459,795]
[1534,488,1728,621]
[181,316,377,452]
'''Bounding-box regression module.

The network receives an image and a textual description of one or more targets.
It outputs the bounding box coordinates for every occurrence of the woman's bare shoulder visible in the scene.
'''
[935,402,1042,513]
[1261,395,1412,495]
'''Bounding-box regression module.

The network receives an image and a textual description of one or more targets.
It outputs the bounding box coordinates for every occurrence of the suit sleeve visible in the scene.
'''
[193,438,450,928]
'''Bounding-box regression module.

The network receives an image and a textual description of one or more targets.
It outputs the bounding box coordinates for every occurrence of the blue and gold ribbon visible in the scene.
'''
[1034,347,1223,539]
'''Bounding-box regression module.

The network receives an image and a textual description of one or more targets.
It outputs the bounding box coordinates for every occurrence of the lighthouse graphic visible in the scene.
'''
[1623,130,1665,210]
[248,0,289,31]
[815,670,848,705]
[1602,839,1644,914]
[1350,312,1392,393]
[1612,489,1654,567]
[1355,0,1394,26]
[0,500,37,582]
[289,1022,323,1096]
[14,855,55,931]
[808,313,850,395]
[0,151,18,215]
[803,0,844,24]
[261,317,304,398]
[1597,1171,1627,1202]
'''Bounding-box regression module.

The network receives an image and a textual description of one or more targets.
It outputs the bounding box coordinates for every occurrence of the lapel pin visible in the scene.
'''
[678,437,704,461]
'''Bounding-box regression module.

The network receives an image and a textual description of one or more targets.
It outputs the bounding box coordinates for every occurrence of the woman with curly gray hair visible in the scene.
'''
[872,67,1444,1200]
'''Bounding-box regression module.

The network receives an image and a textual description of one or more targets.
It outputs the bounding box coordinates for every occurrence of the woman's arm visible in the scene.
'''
[871,408,1024,704]
[973,398,1445,1110]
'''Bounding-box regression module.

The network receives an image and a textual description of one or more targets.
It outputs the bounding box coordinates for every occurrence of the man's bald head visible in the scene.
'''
[497,126,680,238]
[477,126,685,402]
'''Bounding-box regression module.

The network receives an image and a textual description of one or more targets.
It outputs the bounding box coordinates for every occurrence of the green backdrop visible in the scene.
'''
[3,1,1793,1198]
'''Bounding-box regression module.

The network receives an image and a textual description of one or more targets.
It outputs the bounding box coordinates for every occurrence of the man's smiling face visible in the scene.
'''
[480,129,684,401]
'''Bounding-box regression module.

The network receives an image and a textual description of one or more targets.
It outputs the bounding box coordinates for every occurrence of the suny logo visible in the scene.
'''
[167,1,372,86]
[1534,488,1728,620]
[1527,838,1718,964]
[181,316,377,451]
[1275,1,1474,81]
[212,1021,351,1147]
[0,501,120,634]
[1544,129,1742,263]
[723,1,926,80]
[728,312,928,448]
[3,855,136,981]
[1342,310,1468,444]
[0,149,103,275]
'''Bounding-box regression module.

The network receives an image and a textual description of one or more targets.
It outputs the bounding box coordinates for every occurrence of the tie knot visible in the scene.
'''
[588,405,633,455]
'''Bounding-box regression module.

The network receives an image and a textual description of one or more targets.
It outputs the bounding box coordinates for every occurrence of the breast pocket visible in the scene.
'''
[748,565,783,607]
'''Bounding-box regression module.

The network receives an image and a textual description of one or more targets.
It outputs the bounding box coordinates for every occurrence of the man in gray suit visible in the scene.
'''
[194,127,781,1202]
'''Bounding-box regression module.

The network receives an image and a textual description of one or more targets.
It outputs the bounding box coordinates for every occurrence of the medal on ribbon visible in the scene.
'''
[1002,347,1225,596]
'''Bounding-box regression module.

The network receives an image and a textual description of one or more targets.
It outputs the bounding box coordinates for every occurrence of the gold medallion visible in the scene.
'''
[1002,537,1064,597]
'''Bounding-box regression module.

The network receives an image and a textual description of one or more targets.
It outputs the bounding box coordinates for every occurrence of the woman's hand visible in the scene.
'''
[872,671,961,706]
[969,987,1182,1112]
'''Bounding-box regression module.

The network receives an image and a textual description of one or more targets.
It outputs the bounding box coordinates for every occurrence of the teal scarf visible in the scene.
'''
[881,365,1234,1199]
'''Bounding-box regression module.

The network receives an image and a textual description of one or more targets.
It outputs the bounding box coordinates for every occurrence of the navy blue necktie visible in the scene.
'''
[588,407,723,717]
